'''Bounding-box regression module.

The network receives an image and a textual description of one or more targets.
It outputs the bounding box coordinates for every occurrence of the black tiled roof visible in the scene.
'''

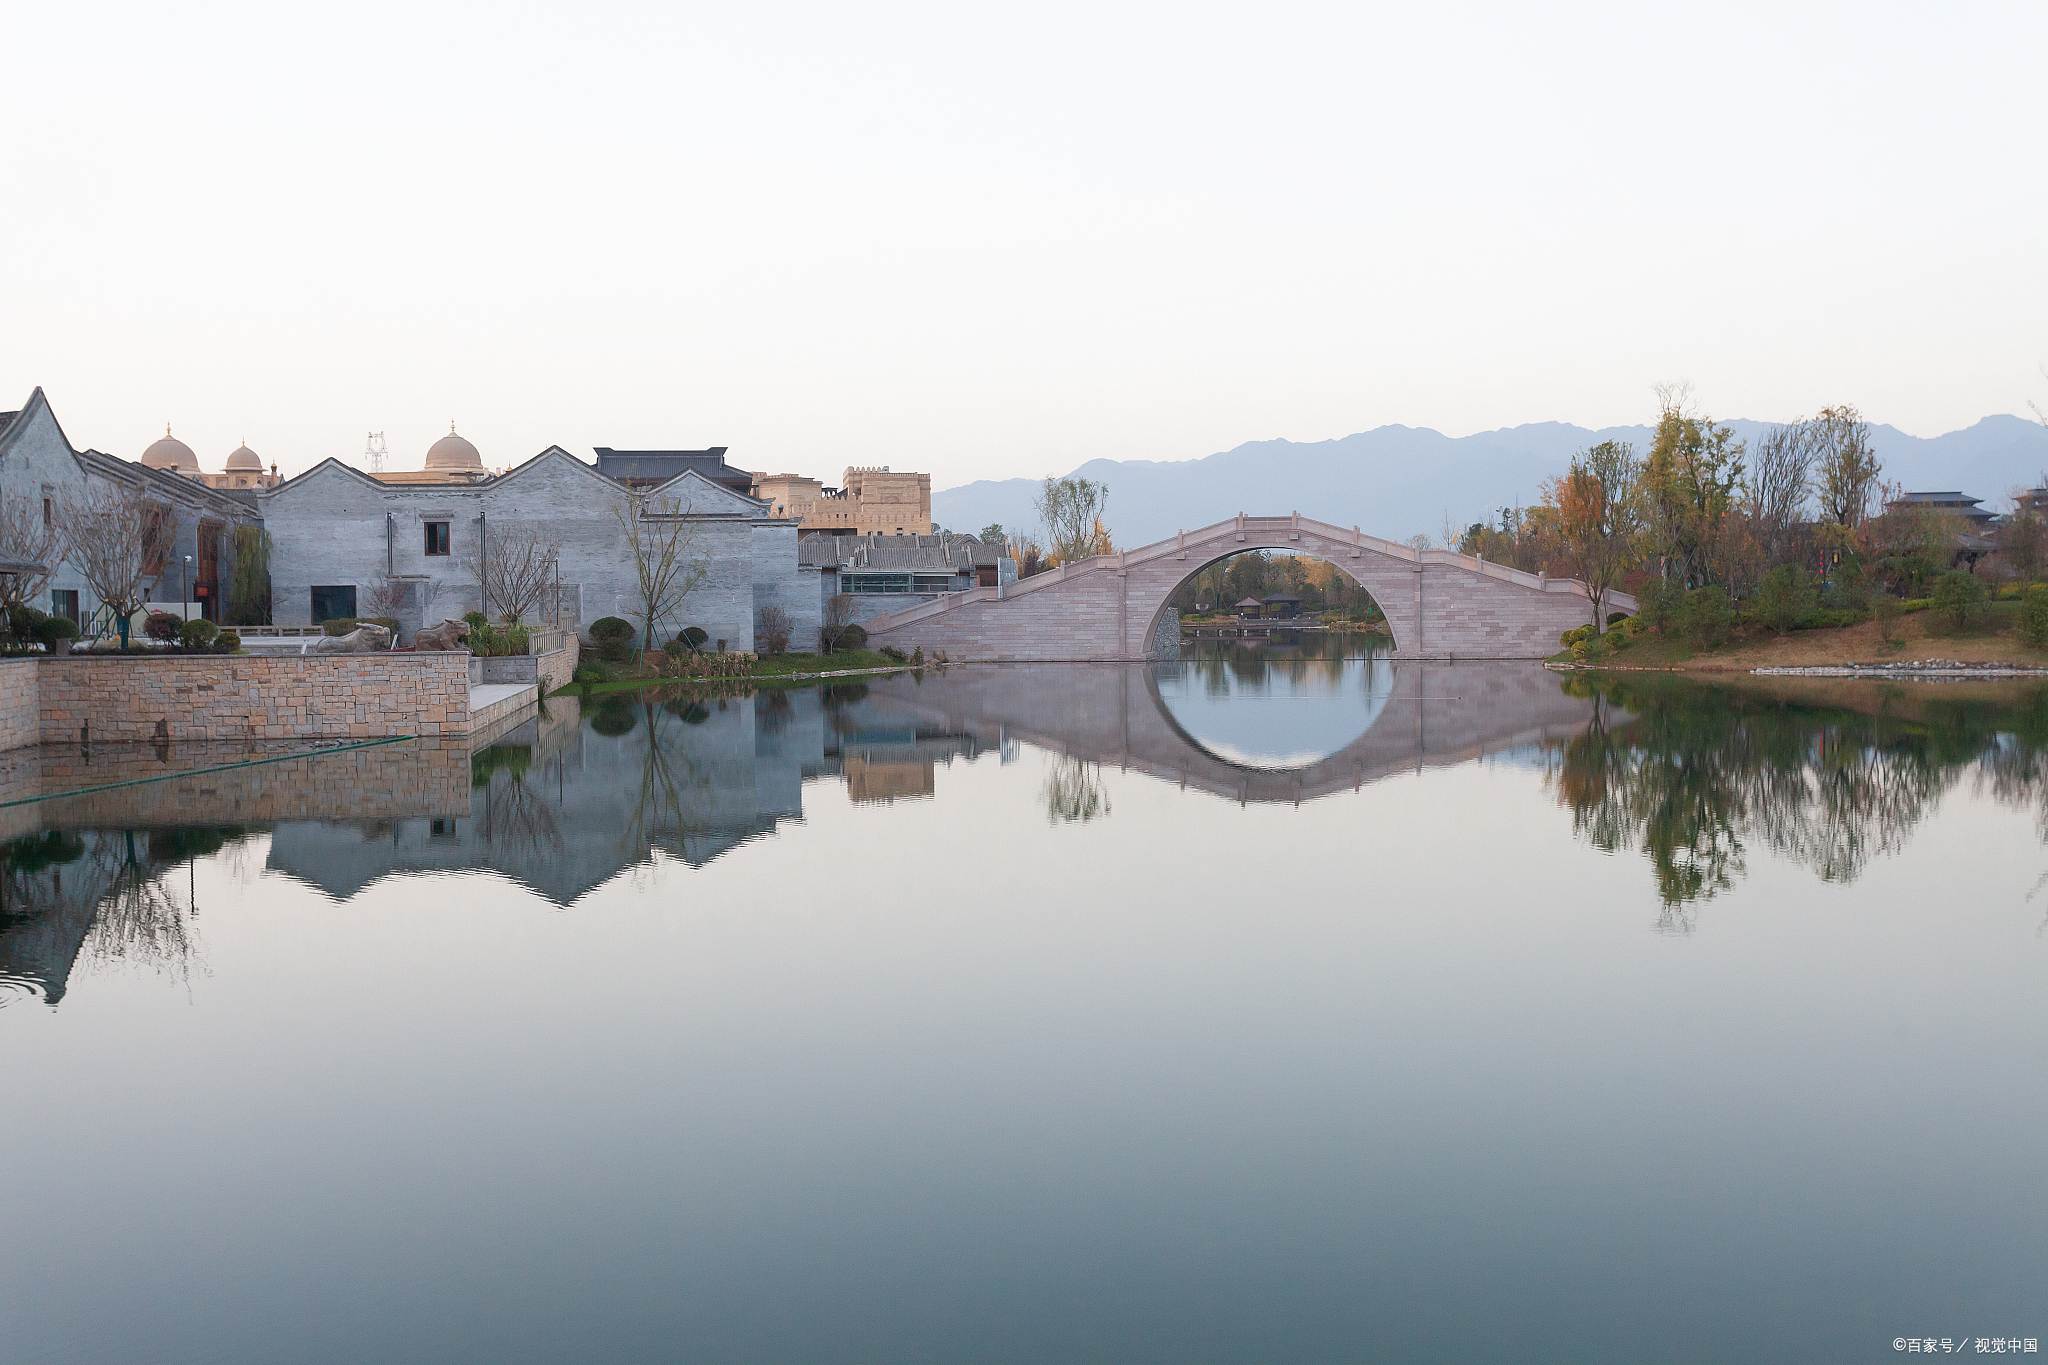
[592,447,751,490]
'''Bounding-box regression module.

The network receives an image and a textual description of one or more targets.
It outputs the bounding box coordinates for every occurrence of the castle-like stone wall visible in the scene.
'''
[34,653,472,744]
[864,516,1632,661]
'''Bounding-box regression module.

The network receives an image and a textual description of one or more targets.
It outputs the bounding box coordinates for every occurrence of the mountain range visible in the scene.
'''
[933,415,2048,550]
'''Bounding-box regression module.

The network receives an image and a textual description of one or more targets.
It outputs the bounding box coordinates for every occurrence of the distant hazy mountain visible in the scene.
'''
[935,415,2048,551]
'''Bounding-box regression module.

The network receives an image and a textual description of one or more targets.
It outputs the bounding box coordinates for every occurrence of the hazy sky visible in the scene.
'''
[4,1,2042,487]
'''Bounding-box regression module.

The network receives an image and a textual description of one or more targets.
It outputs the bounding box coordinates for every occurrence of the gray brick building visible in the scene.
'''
[260,446,819,652]
[0,388,263,629]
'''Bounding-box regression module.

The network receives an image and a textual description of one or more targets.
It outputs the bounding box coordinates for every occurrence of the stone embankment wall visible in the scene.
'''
[0,659,38,751]
[537,637,578,695]
[0,738,474,841]
[34,653,472,744]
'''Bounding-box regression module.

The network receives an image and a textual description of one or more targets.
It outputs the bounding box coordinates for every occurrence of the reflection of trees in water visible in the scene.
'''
[1,828,228,1000]
[1043,754,1111,825]
[619,688,715,865]
[84,851,203,989]
[1547,679,1996,907]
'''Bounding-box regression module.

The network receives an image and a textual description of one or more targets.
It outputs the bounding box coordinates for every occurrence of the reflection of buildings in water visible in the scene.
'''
[844,754,934,803]
[264,689,992,905]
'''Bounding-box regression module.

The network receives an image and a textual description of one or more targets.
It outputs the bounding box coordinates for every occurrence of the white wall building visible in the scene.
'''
[258,444,820,653]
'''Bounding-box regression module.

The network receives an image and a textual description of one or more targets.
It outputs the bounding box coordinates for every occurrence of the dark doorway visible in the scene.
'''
[310,585,357,624]
[196,520,224,621]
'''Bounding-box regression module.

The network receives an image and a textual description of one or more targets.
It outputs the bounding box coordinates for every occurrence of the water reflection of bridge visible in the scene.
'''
[853,662,1607,804]
[2,662,1602,1004]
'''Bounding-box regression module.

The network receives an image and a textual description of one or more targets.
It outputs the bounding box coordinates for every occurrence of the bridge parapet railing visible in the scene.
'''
[859,515,1633,632]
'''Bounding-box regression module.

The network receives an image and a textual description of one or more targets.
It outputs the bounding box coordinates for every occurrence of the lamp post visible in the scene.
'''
[182,555,192,617]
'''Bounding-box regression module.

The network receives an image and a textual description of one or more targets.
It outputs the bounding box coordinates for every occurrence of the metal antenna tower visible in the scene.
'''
[364,431,388,473]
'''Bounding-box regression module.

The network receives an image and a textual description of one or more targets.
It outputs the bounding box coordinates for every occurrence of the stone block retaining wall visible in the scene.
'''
[34,652,472,744]
[0,659,38,752]
[537,637,578,696]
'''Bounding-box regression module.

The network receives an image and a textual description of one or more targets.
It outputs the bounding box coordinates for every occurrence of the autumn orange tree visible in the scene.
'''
[1547,439,1646,632]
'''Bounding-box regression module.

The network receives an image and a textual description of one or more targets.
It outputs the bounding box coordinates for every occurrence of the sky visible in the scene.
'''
[3,0,2043,488]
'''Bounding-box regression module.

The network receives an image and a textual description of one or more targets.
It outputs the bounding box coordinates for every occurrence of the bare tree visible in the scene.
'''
[58,480,157,641]
[614,498,708,653]
[755,604,793,655]
[473,525,562,623]
[0,489,66,607]
[820,593,862,651]
[362,573,407,619]
[1746,420,1818,561]
[1034,475,1112,565]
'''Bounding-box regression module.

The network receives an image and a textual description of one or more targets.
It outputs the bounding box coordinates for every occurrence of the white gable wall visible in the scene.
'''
[260,450,779,650]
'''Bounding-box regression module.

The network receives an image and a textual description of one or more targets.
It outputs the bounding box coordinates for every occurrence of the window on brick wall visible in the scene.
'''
[310,585,356,624]
[424,521,450,556]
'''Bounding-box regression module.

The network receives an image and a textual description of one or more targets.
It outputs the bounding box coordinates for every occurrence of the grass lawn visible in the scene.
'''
[547,649,915,697]
[1563,599,2048,671]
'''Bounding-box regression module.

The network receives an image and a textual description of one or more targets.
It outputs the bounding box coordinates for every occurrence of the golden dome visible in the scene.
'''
[142,424,198,471]
[224,442,264,472]
[425,422,482,471]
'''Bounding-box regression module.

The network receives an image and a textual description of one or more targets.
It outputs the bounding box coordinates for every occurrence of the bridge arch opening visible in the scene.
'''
[1151,640,1398,771]
[1149,547,1402,655]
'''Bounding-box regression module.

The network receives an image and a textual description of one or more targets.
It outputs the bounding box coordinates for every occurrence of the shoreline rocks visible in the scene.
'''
[1752,659,2048,679]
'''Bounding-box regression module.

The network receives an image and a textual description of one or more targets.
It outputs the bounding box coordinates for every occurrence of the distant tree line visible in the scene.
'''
[1442,385,2047,643]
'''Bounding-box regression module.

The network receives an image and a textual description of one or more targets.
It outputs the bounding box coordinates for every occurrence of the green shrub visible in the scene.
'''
[179,618,219,651]
[1679,585,1735,648]
[1558,624,1595,650]
[213,630,241,653]
[2020,586,2048,649]
[572,665,606,687]
[589,694,639,737]
[321,616,360,636]
[464,610,491,631]
[678,626,709,650]
[879,645,908,662]
[364,616,401,635]
[146,610,184,643]
[1751,564,1815,637]
[835,623,867,651]
[33,615,77,643]
[1634,580,1677,637]
[1931,570,1987,629]
[6,604,49,643]
[589,616,635,644]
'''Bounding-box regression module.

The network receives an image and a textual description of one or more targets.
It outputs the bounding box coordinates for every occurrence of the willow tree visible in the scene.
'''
[1643,384,1744,588]
[1034,475,1112,566]
[226,525,274,626]
[1812,404,1882,567]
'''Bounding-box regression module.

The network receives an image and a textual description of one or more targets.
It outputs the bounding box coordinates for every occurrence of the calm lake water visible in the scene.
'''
[4,640,2044,1363]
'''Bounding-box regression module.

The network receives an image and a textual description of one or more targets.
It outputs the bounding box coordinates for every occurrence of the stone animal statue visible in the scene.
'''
[310,623,393,653]
[412,619,471,652]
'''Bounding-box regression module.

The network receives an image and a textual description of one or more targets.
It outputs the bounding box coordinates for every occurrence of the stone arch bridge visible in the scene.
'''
[865,514,1634,660]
